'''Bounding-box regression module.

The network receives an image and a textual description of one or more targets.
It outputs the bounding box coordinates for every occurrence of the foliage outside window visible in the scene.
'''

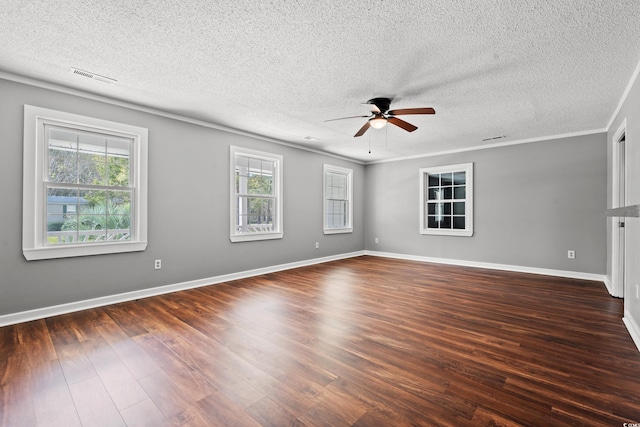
[23,105,148,260]
[419,163,473,236]
[230,146,283,242]
[323,164,353,234]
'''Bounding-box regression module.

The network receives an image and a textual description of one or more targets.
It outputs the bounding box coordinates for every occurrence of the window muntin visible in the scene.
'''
[230,146,283,242]
[23,105,148,260]
[419,163,473,236]
[323,165,353,234]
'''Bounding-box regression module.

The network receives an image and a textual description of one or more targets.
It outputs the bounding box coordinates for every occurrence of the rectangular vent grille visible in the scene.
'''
[482,135,506,142]
[70,68,117,84]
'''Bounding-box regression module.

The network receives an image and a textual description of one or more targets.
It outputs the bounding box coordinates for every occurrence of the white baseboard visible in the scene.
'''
[0,251,365,327]
[603,276,614,295]
[623,313,640,353]
[364,250,607,282]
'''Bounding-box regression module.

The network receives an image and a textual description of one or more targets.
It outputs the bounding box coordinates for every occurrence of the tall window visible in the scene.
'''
[419,163,473,236]
[230,146,283,242]
[23,105,148,260]
[323,164,353,234]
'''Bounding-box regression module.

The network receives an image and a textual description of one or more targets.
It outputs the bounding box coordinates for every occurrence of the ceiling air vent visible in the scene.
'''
[482,135,506,142]
[70,67,117,84]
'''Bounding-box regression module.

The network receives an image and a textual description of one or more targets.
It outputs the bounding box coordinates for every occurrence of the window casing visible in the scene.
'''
[323,164,353,234]
[419,163,473,236]
[230,146,283,242]
[23,105,148,260]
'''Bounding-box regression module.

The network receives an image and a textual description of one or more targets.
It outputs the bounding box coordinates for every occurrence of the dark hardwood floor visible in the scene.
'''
[2,256,640,426]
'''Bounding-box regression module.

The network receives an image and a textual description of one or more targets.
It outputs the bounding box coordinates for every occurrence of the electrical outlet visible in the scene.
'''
[154,259,162,270]
[567,250,575,259]
[375,237,379,244]
[315,242,319,249]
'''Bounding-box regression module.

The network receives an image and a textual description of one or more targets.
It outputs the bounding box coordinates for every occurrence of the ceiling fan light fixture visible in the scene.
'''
[369,116,387,129]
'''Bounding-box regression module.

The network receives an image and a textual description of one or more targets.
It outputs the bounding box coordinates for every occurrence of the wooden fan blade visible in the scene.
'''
[387,117,417,132]
[354,122,371,137]
[324,115,369,122]
[387,107,435,116]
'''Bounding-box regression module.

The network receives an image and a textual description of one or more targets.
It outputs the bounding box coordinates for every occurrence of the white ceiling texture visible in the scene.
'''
[1,1,640,162]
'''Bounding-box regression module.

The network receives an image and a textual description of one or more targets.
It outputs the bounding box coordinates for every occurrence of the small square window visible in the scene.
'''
[419,163,473,237]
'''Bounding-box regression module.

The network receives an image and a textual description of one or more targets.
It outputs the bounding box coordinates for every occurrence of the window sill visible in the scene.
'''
[230,232,284,243]
[323,228,353,235]
[23,241,148,261]
[420,229,473,237]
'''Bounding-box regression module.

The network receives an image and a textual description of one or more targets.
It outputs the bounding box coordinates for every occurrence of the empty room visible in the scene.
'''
[2,1,640,426]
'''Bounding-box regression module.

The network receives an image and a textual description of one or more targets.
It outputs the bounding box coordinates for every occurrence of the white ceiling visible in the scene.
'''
[1,1,639,162]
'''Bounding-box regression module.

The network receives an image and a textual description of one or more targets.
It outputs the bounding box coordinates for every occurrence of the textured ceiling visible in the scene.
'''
[1,0,639,162]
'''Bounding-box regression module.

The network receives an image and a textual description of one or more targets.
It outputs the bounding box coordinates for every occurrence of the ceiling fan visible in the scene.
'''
[325,97,436,137]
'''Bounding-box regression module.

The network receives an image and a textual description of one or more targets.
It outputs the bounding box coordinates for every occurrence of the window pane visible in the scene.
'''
[440,216,452,229]
[454,186,466,199]
[244,197,274,230]
[440,173,453,186]
[247,175,262,195]
[428,174,439,187]
[47,187,79,244]
[443,187,453,199]
[107,137,131,187]
[453,217,466,229]
[48,128,78,184]
[261,175,273,195]
[443,202,452,215]
[453,202,465,215]
[427,216,438,228]
[427,203,435,215]
[428,188,441,200]
[77,132,106,185]
[453,171,466,185]
[106,191,132,240]
[249,157,262,174]
[78,189,105,213]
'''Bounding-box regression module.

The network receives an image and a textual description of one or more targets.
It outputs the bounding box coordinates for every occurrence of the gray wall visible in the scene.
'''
[0,79,365,316]
[607,69,640,329]
[364,134,607,274]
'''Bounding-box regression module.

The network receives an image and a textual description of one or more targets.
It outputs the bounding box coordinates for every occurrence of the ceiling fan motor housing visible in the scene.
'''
[367,97,391,113]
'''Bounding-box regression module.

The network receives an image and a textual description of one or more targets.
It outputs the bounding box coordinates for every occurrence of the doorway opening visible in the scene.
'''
[611,120,627,298]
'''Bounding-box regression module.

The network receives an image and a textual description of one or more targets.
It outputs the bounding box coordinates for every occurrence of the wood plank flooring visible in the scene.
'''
[2,256,640,426]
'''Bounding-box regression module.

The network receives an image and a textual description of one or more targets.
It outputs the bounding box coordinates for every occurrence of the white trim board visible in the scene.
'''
[623,313,640,353]
[0,251,365,327]
[366,128,606,165]
[607,55,640,130]
[365,250,607,282]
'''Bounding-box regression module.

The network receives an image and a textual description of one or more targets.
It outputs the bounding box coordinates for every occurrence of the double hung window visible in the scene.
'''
[323,165,353,234]
[23,105,148,260]
[230,146,283,242]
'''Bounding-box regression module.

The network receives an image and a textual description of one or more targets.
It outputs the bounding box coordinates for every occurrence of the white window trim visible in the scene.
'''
[230,146,283,242]
[419,162,473,237]
[22,105,148,260]
[323,164,353,234]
